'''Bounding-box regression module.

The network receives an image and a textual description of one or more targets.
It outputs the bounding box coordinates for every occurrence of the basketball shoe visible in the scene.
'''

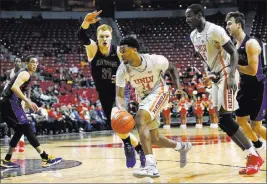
[178,142,192,168]
[133,160,160,178]
[124,144,136,168]
[1,160,20,168]
[239,154,264,175]
[42,155,62,168]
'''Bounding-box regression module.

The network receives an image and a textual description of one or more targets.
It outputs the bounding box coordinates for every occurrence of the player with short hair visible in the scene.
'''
[115,35,192,178]
[0,55,62,168]
[186,4,264,175]
[225,11,266,151]
[77,10,145,168]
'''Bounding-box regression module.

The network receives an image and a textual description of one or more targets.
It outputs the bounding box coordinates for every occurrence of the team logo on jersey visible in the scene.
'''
[133,76,154,85]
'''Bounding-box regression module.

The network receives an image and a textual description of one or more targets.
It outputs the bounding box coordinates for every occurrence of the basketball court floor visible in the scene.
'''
[0,126,266,183]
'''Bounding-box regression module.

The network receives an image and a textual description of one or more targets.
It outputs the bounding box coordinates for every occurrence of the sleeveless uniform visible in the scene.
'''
[190,21,240,111]
[116,54,169,130]
[0,68,31,128]
[178,100,188,116]
[90,44,121,128]
[235,35,267,121]
[194,100,204,116]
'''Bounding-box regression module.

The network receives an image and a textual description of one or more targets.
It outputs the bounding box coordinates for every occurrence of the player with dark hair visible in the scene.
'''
[77,10,145,168]
[0,55,62,168]
[4,57,26,152]
[186,4,264,175]
[225,11,266,160]
[116,35,192,178]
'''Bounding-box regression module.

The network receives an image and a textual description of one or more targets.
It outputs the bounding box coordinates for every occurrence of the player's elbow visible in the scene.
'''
[11,85,18,92]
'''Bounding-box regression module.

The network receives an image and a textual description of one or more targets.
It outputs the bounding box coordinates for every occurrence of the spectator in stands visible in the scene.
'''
[70,64,79,74]
[79,107,92,132]
[89,104,104,131]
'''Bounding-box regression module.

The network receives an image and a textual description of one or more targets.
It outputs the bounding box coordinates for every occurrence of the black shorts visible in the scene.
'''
[235,80,267,121]
[0,97,29,129]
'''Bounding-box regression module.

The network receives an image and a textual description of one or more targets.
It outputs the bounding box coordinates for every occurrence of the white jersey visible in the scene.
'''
[190,21,231,74]
[116,54,169,99]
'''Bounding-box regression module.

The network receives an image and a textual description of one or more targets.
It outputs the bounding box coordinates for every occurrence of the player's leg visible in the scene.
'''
[250,81,267,140]
[236,116,261,142]
[235,90,264,148]
[21,123,62,167]
[217,74,263,175]
[251,121,266,140]
[0,99,24,168]
[111,107,145,168]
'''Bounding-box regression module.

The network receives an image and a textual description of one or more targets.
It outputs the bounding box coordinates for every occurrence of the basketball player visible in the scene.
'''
[77,10,145,168]
[0,55,62,168]
[225,12,266,151]
[115,35,192,178]
[4,57,25,152]
[186,4,263,175]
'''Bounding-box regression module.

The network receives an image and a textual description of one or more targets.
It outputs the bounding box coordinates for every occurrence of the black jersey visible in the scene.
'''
[1,68,31,101]
[90,44,120,95]
[237,35,266,88]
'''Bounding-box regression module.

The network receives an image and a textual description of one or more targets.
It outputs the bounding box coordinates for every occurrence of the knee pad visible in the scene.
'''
[218,113,239,136]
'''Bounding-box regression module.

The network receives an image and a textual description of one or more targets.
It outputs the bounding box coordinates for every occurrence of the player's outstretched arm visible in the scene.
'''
[77,10,102,61]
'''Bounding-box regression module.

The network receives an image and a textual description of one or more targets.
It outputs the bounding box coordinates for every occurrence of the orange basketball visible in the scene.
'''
[111,111,135,134]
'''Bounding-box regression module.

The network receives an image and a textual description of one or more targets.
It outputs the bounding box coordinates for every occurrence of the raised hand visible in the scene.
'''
[83,10,102,24]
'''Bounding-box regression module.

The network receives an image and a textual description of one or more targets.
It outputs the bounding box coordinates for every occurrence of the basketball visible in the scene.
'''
[111,111,135,134]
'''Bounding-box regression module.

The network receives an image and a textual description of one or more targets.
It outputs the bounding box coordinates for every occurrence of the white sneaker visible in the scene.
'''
[210,123,218,128]
[178,142,192,168]
[195,124,203,128]
[133,164,160,178]
[180,124,187,129]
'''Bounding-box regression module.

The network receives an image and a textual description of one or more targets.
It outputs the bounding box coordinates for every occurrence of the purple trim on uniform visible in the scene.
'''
[255,79,267,121]
[9,94,29,124]
[256,54,266,81]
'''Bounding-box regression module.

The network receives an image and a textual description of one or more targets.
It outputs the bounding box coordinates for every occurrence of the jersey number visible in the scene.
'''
[142,83,151,90]
[102,68,112,79]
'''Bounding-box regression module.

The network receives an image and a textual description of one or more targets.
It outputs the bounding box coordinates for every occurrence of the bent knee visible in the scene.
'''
[236,116,249,126]
[151,135,160,145]
[251,121,262,133]
[135,110,151,127]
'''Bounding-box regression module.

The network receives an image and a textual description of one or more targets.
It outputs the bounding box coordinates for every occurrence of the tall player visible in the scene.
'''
[225,12,266,151]
[185,4,263,175]
[115,35,192,178]
[4,57,26,152]
[77,10,145,168]
[0,55,62,168]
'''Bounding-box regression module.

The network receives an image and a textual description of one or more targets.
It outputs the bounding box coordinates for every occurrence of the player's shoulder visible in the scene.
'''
[208,22,225,34]
[246,38,260,46]
[190,29,197,39]
[145,54,168,61]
